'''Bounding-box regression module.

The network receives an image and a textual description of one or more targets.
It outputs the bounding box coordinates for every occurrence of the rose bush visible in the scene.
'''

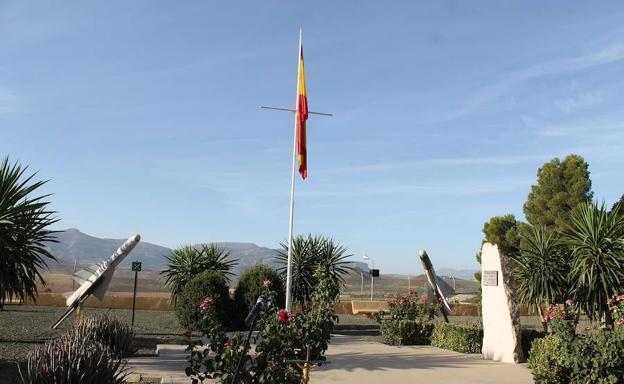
[186,265,337,383]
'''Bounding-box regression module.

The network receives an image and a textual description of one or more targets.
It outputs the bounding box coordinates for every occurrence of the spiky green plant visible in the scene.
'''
[276,234,352,305]
[73,314,136,358]
[514,225,568,330]
[0,157,57,309]
[161,243,237,303]
[565,201,624,325]
[19,330,127,383]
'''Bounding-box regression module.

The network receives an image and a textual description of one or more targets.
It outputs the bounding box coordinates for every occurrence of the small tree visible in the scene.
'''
[565,202,624,326]
[514,225,568,331]
[161,243,237,303]
[523,154,593,231]
[482,214,522,258]
[0,157,58,309]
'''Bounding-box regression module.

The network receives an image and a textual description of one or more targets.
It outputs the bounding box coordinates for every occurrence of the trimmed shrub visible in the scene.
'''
[527,335,570,384]
[430,323,483,353]
[73,314,136,357]
[528,328,624,384]
[19,331,127,384]
[234,265,285,328]
[176,270,232,330]
[380,320,434,345]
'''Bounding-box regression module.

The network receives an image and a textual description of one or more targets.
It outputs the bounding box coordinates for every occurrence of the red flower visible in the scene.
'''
[223,338,233,348]
[262,279,272,288]
[199,296,214,312]
[548,312,556,319]
[421,296,428,303]
[565,298,573,306]
[438,297,444,303]
[277,309,292,323]
[617,319,624,326]
[182,330,193,338]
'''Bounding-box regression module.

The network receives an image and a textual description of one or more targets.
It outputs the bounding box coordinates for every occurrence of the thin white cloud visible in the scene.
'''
[424,43,624,124]
[316,154,547,175]
[555,92,604,113]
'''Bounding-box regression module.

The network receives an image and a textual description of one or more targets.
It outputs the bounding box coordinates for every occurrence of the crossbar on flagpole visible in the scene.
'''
[261,106,334,117]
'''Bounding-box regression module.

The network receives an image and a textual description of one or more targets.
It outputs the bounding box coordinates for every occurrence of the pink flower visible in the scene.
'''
[182,330,193,338]
[438,297,444,303]
[617,319,624,326]
[565,298,573,306]
[421,296,428,303]
[618,294,624,301]
[548,312,556,320]
[199,296,214,312]
[277,309,292,323]
[262,279,272,288]
[223,338,232,348]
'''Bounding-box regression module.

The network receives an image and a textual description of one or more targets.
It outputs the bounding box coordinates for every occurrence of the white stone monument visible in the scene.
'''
[481,242,524,363]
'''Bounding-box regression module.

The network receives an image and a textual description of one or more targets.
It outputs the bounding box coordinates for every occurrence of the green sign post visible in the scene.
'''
[131,261,142,327]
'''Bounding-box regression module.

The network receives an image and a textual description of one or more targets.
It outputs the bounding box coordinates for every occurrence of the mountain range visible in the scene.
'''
[43,229,476,280]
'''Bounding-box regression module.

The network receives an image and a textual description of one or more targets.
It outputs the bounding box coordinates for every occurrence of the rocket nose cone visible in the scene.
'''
[418,249,427,258]
[133,234,141,242]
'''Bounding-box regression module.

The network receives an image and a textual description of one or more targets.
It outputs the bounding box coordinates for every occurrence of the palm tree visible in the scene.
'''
[0,157,58,309]
[161,243,237,303]
[514,225,568,331]
[276,234,352,305]
[564,202,624,326]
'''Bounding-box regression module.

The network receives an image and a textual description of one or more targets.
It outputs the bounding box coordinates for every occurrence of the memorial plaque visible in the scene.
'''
[483,270,498,286]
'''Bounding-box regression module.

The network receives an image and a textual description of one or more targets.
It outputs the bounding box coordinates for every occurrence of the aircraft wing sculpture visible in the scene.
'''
[419,249,451,322]
[51,234,141,329]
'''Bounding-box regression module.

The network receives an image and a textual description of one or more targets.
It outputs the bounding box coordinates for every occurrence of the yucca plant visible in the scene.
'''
[19,330,127,384]
[514,225,568,331]
[276,234,352,305]
[74,314,136,357]
[0,157,58,309]
[564,202,624,326]
[161,243,237,303]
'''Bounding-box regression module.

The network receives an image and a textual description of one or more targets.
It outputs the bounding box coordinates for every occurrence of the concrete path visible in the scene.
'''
[314,335,534,384]
[126,335,534,384]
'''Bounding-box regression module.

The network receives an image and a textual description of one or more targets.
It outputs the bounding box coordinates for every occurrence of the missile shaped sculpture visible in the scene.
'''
[419,249,451,322]
[51,234,141,329]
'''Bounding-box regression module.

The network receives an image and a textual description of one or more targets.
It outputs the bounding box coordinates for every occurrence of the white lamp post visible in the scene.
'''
[362,255,374,301]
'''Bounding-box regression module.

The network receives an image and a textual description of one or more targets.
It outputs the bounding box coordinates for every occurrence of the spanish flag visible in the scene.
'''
[296,40,308,179]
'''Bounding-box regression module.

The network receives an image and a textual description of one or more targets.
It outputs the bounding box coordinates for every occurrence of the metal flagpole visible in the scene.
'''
[284,29,303,312]
[260,30,332,311]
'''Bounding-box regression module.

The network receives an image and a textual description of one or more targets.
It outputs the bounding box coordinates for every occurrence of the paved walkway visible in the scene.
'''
[126,335,534,384]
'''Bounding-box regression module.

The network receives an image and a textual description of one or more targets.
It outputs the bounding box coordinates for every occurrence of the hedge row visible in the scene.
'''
[380,319,547,356]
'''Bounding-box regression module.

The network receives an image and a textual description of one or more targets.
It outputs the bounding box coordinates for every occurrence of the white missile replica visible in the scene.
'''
[51,234,141,329]
[419,249,452,322]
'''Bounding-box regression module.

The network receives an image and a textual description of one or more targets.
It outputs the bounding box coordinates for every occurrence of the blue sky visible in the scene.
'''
[2,1,623,273]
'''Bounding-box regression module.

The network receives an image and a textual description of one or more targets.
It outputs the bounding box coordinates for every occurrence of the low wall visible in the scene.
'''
[28,293,173,311]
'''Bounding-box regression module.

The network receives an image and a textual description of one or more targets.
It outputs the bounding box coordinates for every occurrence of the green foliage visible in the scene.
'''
[528,335,569,384]
[612,194,624,212]
[19,330,127,384]
[162,243,237,303]
[176,270,232,330]
[514,225,568,325]
[186,266,338,383]
[524,154,593,230]
[0,157,58,309]
[276,234,352,305]
[564,202,624,324]
[73,314,136,357]
[380,320,434,345]
[234,265,285,329]
[482,214,522,257]
[528,328,624,384]
[430,323,483,353]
